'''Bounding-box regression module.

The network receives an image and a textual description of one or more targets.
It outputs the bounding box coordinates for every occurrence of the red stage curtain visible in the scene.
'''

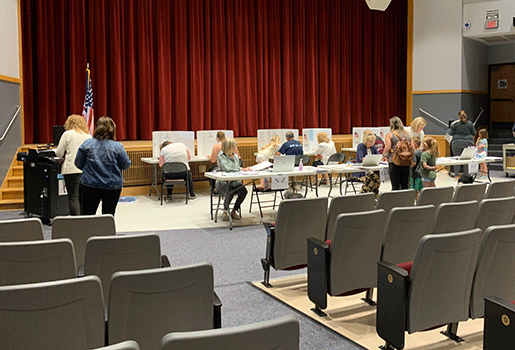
[21,0,407,143]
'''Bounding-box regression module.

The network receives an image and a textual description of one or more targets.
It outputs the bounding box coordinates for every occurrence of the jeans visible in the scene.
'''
[224,182,248,211]
[388,163,410,190]
[81,184,122,216]
[64,173,82,215]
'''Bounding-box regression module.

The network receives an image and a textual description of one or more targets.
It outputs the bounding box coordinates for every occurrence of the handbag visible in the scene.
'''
[392,131,414,166]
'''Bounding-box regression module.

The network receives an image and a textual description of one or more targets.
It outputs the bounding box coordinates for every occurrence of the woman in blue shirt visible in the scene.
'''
[75,116,131,216]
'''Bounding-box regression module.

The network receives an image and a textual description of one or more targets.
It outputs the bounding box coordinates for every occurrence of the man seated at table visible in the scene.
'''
[159,140,197,199]
[278,131,303,156]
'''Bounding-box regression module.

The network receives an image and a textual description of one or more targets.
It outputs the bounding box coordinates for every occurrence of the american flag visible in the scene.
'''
[82,68,94,134]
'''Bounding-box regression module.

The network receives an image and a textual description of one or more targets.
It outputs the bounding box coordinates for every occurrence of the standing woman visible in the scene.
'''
[75,116,131,216]
[217,137,251,221]
[448,110,476,178]
[383,116,412,190]
[54,114,92,215]
[407,117,426,149]
[255,134,281,189]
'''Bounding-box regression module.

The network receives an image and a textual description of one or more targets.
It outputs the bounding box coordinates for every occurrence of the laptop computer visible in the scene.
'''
[459,147,476,160]
[272,155,295,172]
[361,154,382,167]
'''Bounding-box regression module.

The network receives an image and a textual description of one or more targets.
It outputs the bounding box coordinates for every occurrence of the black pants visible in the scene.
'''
[64,173,82,215]
[388,163,410,190]
[224,183,248,212]
[81,184,122,216]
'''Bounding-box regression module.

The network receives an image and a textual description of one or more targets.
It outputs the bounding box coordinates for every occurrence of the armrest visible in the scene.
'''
[376,261,410,350]
[484,296,515,350]
[261,222,276,287]
[213,291,222,329]
[307,238,330,310]
[161,255,171,267]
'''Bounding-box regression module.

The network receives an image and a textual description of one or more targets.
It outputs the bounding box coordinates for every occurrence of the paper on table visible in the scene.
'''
[250,161,273,171]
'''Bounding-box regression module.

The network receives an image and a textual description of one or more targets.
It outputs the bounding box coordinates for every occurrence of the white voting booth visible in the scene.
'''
[302,128,332,153]
[196,130,234,158]
[352,127,389,148]
[152,131,195,159]
[257,129,299,150]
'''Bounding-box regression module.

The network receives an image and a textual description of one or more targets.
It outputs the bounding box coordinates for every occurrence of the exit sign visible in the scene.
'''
[485,19,499,29]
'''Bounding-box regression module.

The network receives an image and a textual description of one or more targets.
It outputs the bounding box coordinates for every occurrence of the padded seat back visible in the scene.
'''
[433,201,478,234]
[108,263,214,350]
[381,205,436,265]
[0,218,44,242]
[273,197,327,270]
[485,179,515,199]
[469,224,515,319]
[416,186,453,207]
[52,214,116,267]
[0,276,105,350]
[375,189,416,217]
[0,239,76,286]
[160,315,300,350]
[84,234,162,305]
[408,229,482,333]
[476,197,515,232]
[325,193,375,240]
[328,210,386,296]
[453,182,487,203]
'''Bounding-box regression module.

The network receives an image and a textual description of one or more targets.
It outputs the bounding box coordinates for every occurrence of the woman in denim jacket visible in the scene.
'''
[75,116,131,215]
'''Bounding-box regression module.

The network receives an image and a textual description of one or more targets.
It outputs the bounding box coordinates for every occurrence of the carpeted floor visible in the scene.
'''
[0,213,364,350]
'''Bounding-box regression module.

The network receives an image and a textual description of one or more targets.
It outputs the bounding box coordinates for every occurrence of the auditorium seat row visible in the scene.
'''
[261,191,515,287]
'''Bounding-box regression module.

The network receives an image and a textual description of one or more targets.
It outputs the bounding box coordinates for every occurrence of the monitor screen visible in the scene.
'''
[53,125,65,146]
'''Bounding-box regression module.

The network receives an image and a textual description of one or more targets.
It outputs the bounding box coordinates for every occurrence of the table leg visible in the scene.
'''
[149,164,161,197]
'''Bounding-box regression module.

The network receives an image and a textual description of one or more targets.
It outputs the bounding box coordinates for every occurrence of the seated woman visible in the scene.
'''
[255,134,281,189]
[353,131,379,180]
[217,137,251,221]
[311,132,336,185]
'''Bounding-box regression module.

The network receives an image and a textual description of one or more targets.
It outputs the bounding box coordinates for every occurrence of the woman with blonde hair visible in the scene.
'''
[383,116,412,190]
[55,114,92,215]
[420,136,440,187]
[312,132,336,184]
[217,137,251,221]
[447,110,475,178]
[255,135,281,189]
[408,117,426,149]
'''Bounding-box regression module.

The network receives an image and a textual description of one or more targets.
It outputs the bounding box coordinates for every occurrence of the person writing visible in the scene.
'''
[278,131,303,156]
[447,110,475,179]
[255,134,281,189]
[217,137,251,221]
[75,116,131,216]
[311,132,336,185]
[159,140,196,199]
[207,131,240,163]
[54,114,92,215]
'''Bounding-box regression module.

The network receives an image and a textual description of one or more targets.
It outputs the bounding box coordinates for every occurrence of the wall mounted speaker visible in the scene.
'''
[365,0,392,11]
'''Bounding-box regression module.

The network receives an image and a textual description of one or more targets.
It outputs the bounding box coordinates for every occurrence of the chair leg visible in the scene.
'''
[361,288,377,306]
[161,182,164,205]
[441,322,464,342]
[185,180,189,205]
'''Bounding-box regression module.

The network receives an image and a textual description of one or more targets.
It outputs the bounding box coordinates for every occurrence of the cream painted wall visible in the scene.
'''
[0,0,19,79]
[412,0,463,91]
